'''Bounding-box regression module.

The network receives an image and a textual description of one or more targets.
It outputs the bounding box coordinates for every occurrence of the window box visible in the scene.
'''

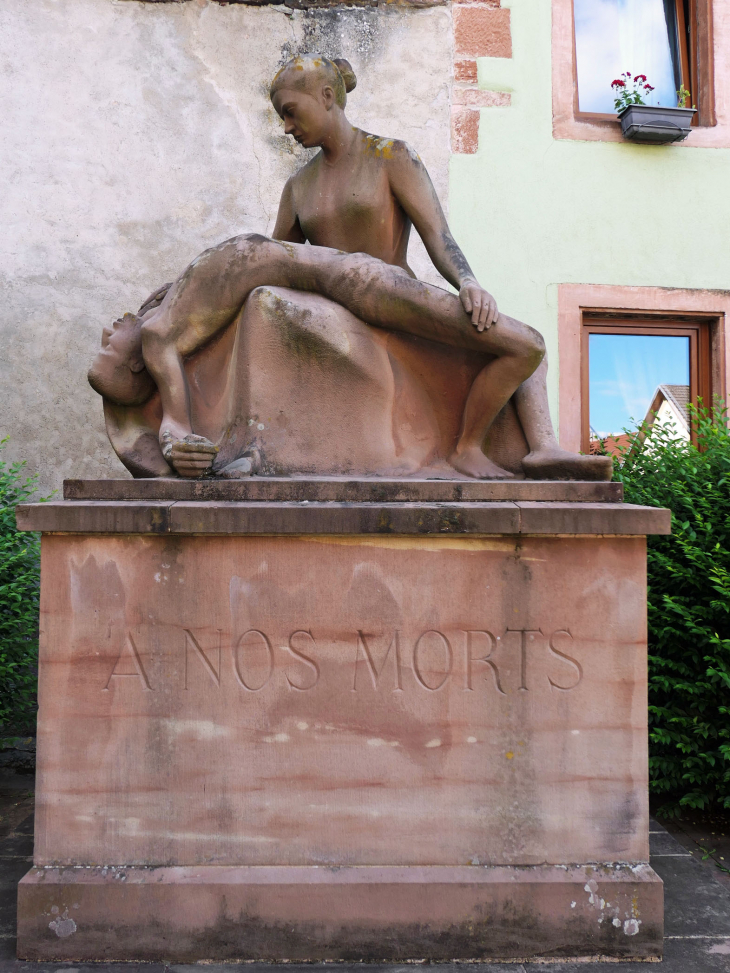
[618,104,697,144]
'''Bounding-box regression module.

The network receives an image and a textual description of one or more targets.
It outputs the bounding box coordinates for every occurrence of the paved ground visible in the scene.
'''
[1,769,729,971]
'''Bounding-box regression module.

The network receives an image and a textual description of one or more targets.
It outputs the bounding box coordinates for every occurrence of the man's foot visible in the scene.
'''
[521,447,613,481]
[449,445,515,480]
[161,432,219,478]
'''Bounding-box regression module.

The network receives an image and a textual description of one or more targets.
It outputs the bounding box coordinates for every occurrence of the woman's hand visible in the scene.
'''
[459,281,499,332]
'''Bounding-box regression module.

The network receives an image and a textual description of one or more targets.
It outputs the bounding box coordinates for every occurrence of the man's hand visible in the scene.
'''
[162,433,219,478]
[459,281,499,332]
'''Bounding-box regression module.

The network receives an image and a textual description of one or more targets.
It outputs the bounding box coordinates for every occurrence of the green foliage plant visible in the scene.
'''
[609,404,730,814]
[677,84,693,109]
[0,439,48,732]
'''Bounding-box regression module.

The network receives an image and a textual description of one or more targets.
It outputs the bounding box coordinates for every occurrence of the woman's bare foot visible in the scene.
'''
[449,445,515,479]
[521,447,613,481]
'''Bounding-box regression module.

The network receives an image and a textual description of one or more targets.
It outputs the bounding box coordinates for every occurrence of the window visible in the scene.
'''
[581,314,713,452]
[573,0,715,125]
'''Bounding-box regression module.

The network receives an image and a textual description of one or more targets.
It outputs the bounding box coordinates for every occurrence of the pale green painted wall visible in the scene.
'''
[449,0,730,428]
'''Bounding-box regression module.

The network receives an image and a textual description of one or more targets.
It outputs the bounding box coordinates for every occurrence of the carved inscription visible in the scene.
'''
[184,629,221,688]
[234,629,274,691]
[353,631,403,692]
[104,634,152,691]
[285,630,320,691]
[548,630,583,691]
[412,631,452,691]
[102,627,584,695]
[465,630,504,695]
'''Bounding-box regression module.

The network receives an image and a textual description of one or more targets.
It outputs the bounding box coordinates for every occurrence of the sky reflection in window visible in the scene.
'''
[589,333,689,437]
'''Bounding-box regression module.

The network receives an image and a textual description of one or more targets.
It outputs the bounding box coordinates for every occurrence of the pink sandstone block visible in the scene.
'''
[19,527,661,960]
[454,6,512,58]
[17,863,662,962]
[454,59,479,84]
[452,88,512,107]
[452,107,480,153]
[33,532,649,868]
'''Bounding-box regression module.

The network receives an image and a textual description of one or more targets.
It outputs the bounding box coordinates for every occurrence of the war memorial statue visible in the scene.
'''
[88,55,611,484]
[16,56,668,964]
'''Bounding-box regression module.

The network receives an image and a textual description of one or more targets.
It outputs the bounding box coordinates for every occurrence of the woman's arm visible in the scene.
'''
[272,177,307,243]
[387,143,498,330]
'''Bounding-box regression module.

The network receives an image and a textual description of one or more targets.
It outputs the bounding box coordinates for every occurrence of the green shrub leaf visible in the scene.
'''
[613,402,730,814]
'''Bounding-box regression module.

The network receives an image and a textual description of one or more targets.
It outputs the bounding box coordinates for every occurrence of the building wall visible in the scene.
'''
[3,0,729,491]
[449,0,730,437]
[0,0,452,494]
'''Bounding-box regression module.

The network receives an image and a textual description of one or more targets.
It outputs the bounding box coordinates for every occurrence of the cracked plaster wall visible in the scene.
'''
[0,0,452,492]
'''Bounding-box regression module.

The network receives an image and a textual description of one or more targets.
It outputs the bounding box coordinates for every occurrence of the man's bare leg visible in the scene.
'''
[140,236,545,478]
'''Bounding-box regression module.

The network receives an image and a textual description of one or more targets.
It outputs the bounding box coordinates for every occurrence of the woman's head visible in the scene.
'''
[270,55,357,148]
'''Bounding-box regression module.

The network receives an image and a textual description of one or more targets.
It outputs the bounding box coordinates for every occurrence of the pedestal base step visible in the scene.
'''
[18,863,663,963]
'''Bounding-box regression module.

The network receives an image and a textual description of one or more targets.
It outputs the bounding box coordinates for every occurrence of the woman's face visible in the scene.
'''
[272,87,332,149]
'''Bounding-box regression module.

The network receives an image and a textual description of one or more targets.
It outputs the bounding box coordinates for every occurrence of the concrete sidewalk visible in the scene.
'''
[1,770,728,971]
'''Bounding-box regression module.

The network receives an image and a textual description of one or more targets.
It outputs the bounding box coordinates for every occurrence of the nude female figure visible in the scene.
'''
[269,54,609,481]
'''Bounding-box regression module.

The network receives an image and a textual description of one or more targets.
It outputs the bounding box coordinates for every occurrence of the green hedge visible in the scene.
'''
[613,406,730,813]
[0,440,45,732]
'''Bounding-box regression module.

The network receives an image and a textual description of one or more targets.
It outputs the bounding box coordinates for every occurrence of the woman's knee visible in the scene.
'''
[524,324,546,367]
[472,314,545,368]
[502,317,545,370]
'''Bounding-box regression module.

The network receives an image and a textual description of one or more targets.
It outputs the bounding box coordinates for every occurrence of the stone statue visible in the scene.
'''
[88,55,611,483]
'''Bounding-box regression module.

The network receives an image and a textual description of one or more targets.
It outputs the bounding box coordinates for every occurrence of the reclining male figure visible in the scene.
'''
[89,233,610,480]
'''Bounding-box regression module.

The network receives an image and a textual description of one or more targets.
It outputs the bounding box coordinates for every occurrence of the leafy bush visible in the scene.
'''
[0,440,46,732]
[612,405,730,813]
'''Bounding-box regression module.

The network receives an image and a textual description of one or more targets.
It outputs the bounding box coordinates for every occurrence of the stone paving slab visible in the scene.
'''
[652,852,730,937]
[649,829,692,856]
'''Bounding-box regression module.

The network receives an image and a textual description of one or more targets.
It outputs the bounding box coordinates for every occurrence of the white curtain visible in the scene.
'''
[574,0,678,113]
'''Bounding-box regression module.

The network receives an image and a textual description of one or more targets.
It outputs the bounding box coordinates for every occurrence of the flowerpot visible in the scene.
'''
[618,104,696,144]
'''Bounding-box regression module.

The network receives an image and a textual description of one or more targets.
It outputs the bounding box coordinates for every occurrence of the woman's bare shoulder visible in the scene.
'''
[360,132,424,168]
[286,152,323,188]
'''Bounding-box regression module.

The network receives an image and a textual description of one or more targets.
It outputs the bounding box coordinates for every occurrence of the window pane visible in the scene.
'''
[589,333,690,442]
[575,0,678,112]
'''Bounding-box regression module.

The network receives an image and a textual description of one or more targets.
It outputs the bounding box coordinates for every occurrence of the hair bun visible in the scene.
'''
[332,58,357,93]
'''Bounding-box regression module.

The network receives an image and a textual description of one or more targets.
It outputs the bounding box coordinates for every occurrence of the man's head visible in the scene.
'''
[87,284,170,407]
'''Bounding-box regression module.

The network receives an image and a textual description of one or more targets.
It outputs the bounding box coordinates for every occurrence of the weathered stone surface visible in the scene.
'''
[0,0,452,495]
[33,531,651,869]
[18,512,663,960]
[63,477,625,502]
[454,5,512,58]
[17,863,663,962]
[16,499,670,535]
[124,0,447,6]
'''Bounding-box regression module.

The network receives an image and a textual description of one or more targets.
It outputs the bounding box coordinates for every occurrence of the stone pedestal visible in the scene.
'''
[15,479,670,963]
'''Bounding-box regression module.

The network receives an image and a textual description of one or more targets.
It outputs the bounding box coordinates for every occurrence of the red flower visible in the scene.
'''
[635,74,647,83]
[611,79,626,88]
[626,72,632,79]
[645,84,655,91]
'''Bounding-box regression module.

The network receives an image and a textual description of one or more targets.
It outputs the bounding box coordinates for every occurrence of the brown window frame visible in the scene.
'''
[580,311,718,453]
[572,0,716,128]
